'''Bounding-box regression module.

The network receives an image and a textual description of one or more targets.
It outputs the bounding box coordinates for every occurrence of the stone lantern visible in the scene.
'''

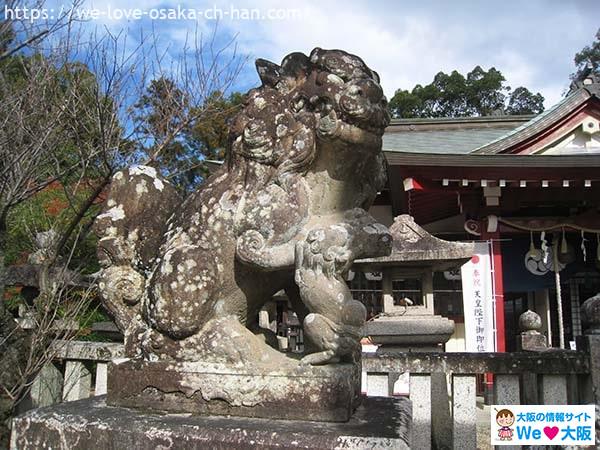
[354,215,474,353]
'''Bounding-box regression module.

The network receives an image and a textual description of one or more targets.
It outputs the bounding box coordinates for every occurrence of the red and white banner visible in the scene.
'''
[461,241,496,352]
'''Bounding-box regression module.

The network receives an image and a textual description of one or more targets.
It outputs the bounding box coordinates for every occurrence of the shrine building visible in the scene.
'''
[358,71,600,353]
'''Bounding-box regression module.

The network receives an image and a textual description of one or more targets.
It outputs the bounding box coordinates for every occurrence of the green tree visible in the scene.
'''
[572,28,600,81]
[0,33,127,446]
[466,66,507,116]
[188,91,245,161]
[506,87,545,115]
[388,66,544,118]
[0,16,245,443]
[431,70,471,117]
[134,80,244,191]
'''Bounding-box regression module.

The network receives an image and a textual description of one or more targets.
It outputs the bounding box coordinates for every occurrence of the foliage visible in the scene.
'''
[133,82,244,191]
[572,28,600,81]
[389,66,545,118]
[506,87,545,115]
[5,181,101,272]
[0,10,245,441]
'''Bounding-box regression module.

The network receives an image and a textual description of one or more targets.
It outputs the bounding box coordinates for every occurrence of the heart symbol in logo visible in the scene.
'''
[543,426,559,440]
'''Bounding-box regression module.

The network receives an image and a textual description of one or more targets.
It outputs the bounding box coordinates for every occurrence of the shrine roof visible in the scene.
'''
[383,115,532,155]
[472,86,598,155]
[383,73,600,157]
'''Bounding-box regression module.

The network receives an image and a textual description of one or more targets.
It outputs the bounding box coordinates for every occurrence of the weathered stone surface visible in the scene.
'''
[355,214,474,271]
[493,374,519,404]
[452,375,476,450]
[50,339,125,361]
[365,314,454,346]
[62,361,91,402]
[108,358,361,422]
[94,48,391,369]
[364,373,389,397]
[581,293,600,334]
[518,309,543,333]
[540,374,568,404]
[92,48,393,420]
[363,350,589,374]
[29,364,63,408]
[11,396,411,450]
[409,373,432,450]
[516,333,547,351]
[516,310,548,350]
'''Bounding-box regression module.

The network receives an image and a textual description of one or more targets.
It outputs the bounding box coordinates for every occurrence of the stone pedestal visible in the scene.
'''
[363,306,455,448]
[516,310,548,351]
[11,396,411,450]
[108,358,361,422]
[364,307,455,352]
[365,306,454,352]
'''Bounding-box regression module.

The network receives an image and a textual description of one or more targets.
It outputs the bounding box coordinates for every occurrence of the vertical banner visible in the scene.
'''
[461,241,496,352]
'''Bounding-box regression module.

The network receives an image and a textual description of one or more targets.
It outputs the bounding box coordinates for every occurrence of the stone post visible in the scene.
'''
[452,374,476,450]
[382,270,394,313]
[30,363,63,408]
[517,310,546,408]
[540,375,567,404]
[578,293,600,446]
[421,270,434,314]
[410,374,431,450]
[95,363,108,396]
[62,361,91,402]
[516,310,547,351]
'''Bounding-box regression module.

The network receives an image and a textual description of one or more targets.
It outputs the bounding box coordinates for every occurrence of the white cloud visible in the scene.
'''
[47,0,599,110]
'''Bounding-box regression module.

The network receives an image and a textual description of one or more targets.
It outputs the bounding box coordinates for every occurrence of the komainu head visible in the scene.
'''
[227,48,390,176]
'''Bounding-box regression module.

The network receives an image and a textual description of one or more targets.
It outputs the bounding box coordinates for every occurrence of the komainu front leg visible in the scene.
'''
[294,227,366,365]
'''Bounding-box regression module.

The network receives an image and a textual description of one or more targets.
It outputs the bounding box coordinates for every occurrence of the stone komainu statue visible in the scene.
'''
[95,48,392,367]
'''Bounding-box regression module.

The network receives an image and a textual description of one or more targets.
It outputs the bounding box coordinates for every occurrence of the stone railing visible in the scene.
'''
[24,296,600,450]
[359,298,600,449]
[28,340,124,408]
[362,349,592,450]
[25,338,599,450]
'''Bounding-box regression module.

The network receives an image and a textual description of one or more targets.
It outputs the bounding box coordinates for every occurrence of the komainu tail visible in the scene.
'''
[94,166,181,338]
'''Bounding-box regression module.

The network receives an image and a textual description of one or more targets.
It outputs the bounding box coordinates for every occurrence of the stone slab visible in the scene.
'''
[11,395,411,450]
[409,373,431,450]
[452,374,476,450]
[107,358,361,422]
[516,333,547,351]
[365,315,454,345]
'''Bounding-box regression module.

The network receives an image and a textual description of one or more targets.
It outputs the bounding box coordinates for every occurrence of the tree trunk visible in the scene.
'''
[0,211,27,449]
[0,212,6,317]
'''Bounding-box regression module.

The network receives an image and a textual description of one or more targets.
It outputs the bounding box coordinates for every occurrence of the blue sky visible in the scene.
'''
[44,0,600,107]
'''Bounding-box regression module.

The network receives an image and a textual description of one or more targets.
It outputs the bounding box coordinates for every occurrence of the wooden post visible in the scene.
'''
[488,234,505,352]
[481,229,506,405]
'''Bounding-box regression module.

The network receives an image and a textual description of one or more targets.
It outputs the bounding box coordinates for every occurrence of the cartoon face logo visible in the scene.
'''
[496,409,515,441]
[497,412,515,427]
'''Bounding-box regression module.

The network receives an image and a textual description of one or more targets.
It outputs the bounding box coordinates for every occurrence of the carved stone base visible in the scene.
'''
[11,396,411,450]
[365,312,455,351]
[107,358,362,422]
